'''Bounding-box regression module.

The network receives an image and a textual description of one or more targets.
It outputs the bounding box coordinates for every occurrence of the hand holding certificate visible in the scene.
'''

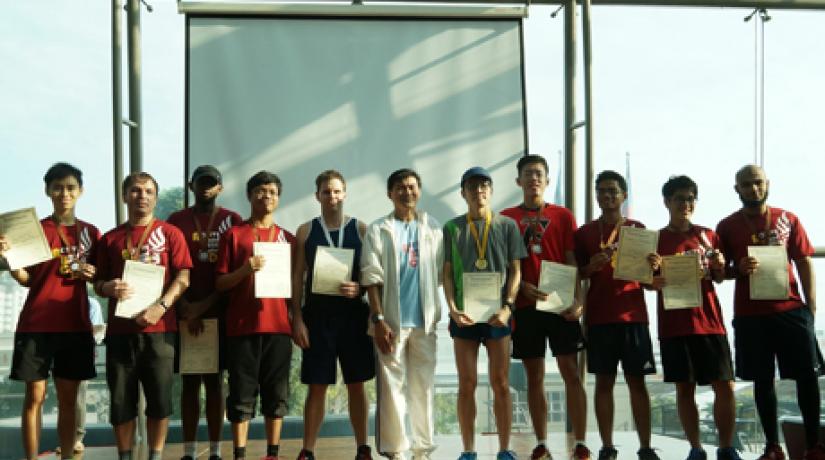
[0,207,53,270]
[614,226,659,284]
[180,319,219,374]
[253,242,292,298]
[462,272,502,323]
[116,260,165,319]
[748,245,789,300]
[311,246,354,296]
[661,254,702,310]
[535,261,577,313]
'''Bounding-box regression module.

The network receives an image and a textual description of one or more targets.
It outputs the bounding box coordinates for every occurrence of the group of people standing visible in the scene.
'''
[0,155,821,460]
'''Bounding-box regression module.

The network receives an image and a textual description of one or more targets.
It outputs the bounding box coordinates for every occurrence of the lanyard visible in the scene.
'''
[252,223,277,242]
[317,216,349,248]
[125,218,155,260]
[466,211,492,265]
[740,207,772,245]
[192,206,219,248]
[598,216,624,250]
[52,216,80,258]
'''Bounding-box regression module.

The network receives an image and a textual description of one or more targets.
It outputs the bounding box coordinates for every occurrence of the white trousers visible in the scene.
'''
[375,327,438,459]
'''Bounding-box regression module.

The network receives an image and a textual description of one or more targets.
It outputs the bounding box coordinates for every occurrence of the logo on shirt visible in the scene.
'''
[137,227,167,264]
[402,242,418,268]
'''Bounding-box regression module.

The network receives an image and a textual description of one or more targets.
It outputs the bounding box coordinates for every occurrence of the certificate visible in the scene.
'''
[535,261,577,313]
[0,207,52,270]
[116,260,165,319]
[179,319,219,375]
[661,254,702,310]
[748,245,789,300]
[311,246,354,296]
[462,272,502,323]
[253,242,291,298]
[614,226,659,284]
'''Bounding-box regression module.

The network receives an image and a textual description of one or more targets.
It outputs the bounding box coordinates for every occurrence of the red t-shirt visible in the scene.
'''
[501,203,577,309]
[16,219,101,333]
[94,220,193,335]
[656,225,727,338]
[574,218,648,326]
[167,207,243,304]
[216,222,294,337]
[716,207,813,317]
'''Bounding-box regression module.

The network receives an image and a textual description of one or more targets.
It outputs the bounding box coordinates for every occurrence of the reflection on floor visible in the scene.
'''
[36,432,766,460]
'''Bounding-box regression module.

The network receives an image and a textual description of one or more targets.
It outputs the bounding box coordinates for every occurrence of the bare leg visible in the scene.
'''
[54,378,80,459]
[347,382,369,447]
[625,375,652,449]
[453,338,481,452]
[594,373,616,448]
[22,380,47,460]
[265,416,283,446]
[181,375,202,445]
[675,382,701,449]
[487,337,513,452]
[146,417,169,451]
[557,353,588,441]
[233,420,249,448]
[522,357,548,443]
[303,384,329,451]
[114,419,136,452]
[204,373,225,444]
[711,380,736,448]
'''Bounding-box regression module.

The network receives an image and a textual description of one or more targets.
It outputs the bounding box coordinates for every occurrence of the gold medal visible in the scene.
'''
[192,232,200,242]
[466,211,492,271]
[475,259,488,270]
[208,252,218,263]
[122,249,131,260]
[52,247,61,258]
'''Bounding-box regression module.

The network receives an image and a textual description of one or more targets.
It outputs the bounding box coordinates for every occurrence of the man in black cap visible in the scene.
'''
[167,165,243,460]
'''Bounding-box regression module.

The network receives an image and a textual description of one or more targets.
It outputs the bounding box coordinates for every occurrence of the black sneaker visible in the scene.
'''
[208,456,222,460]
[182,457,195,460]
[638,448,661,460]
[356,445,373,460]
[598,447,618,460]
[297,449,315,460]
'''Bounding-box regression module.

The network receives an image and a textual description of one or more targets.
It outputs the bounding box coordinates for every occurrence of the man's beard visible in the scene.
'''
[739,189,769,208]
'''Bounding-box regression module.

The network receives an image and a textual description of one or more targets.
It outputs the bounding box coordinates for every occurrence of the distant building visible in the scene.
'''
[0,272,26,333]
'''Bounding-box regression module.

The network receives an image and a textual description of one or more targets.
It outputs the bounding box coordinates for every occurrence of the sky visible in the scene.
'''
[2,1,825,335]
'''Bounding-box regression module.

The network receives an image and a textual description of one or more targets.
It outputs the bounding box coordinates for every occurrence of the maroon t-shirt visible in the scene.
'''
[501,203,577,309]
[216,222,294,337]
[167,206,243,304]
[16,219,101,333]
[95,220,193,335]
[574,218,648,326]
[716,207,813,317]
[656,225,726,339]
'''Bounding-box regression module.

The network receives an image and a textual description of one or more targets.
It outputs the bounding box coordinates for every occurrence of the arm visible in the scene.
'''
[367,284,394,354]
[216,257,260,292]
[489,259,519,327]
[796,256,817,315]
[559,250,584,320]
[290,223,310,348]
[444,260,473,327]
[0,235,31,286]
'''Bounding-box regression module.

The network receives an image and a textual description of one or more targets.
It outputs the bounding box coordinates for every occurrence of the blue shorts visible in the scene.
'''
[448,318,510,342]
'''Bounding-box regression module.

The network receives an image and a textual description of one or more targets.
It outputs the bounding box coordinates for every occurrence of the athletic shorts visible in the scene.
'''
[733,306,824,381]
[106,333,176,425]
[512,307,585,359]
[10,332,96,382]
[586,323,656,376]
[300,304,375,385]
[449,318,510,343]
[660,334,734,385]
[226,334,292,422]
[175,316,227,374]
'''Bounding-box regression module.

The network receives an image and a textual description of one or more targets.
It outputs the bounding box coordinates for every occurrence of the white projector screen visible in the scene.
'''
[187,16,527,230]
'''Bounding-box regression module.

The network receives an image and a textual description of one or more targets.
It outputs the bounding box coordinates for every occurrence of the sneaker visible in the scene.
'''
[497,451,518,460]
[208,456,222,460]
[638,447,661,460]
[74,441,85,453]
[457,453,478,460]
[572,444,592,460]
[356,445,374,460]
[757,444,786,460]
[296,449,315,460]
[804,444,825,460]
[597,447,617,460]
[532,444,553,460]
[717,447,742,460]
[686,448,707,460]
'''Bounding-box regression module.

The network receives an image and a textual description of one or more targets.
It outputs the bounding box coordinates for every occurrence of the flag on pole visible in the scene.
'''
[622,152,633,218]
[554,150,564,206]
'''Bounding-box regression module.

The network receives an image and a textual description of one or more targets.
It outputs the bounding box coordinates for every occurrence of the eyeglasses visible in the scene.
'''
[596,188,622,196]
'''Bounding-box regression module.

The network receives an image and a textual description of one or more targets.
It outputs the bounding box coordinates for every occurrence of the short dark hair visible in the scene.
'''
[595,170,627,193]
[315,170,346,192]
[246,170,282,197]
[516,154,549,176]
[44,162,83,187]
[386,168,421,193]
[121,172,159,196]
[662,175,698,199]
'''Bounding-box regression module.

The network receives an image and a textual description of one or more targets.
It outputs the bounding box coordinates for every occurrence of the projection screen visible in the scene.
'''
[187,16,527,230]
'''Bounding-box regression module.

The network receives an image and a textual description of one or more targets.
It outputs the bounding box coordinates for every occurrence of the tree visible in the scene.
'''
[155,187,184,221]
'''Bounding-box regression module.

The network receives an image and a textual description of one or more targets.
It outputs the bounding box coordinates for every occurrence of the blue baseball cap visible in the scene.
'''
[461,166,493,187]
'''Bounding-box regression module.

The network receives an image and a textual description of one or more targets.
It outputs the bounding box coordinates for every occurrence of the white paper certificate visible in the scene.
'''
[748,245,790,300]
[311,246,354,296]
[253,242,292,299]
[614,226,659,284]
[661,254,702,310]
[116,260,165,319]
[179,319,219,375]
[0,207,53,270]
[462,272,502,323]
[535,261,577,313]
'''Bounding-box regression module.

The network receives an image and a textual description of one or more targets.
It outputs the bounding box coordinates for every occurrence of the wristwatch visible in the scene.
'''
[371,313,385,324]
[159,300,169,312]
[502,301,514,311]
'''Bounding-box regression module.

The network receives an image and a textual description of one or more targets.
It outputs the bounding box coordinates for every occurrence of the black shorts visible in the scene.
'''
[300,304,375,385]
[226,334,292,422]
[106,333,176,425]
[10,332,96,382]
[660,334,734,385]
[512,308,585,359]
[733,307,825,381]
[586,323,656,376]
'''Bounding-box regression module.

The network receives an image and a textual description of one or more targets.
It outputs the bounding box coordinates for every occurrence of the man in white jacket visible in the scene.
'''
[361,168,444,460]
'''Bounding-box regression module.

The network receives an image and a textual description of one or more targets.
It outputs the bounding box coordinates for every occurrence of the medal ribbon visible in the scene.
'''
[598,217,624,249]
[126,218,155,261]
[52,215,80,259]
[740,207,772,245]
[466,211,492,263]
[318,216,349,248]
[192,207,219,249]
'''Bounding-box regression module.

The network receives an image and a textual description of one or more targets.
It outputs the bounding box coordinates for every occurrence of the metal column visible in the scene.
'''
[112,0,125,224]
[563,0,577,214]
[127,0,143,173]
